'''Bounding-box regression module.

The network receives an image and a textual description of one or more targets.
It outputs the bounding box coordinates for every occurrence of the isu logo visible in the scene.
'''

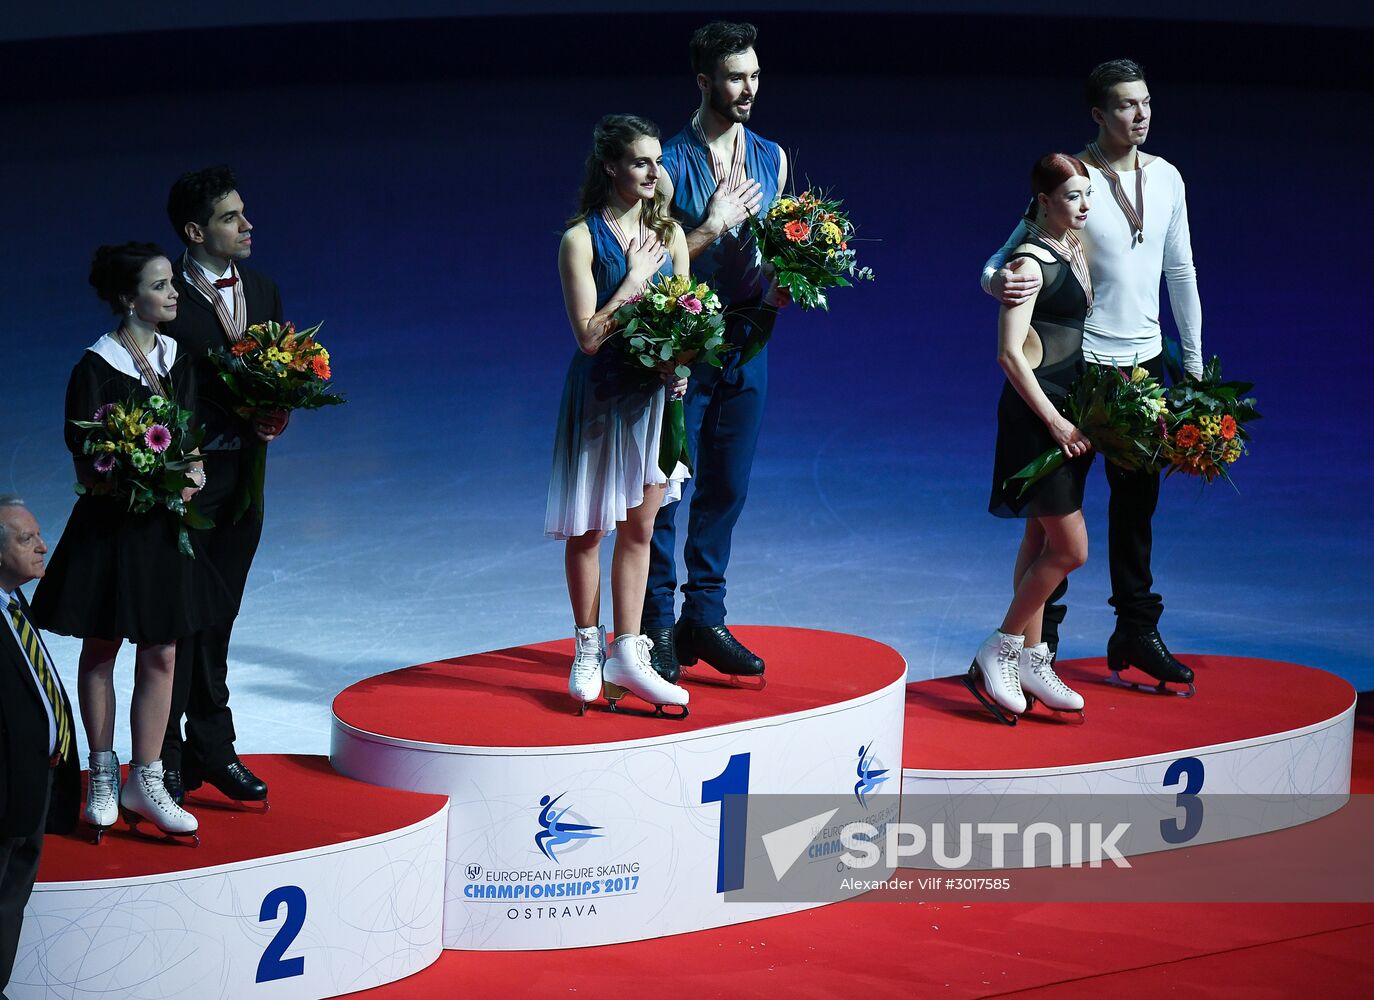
[465,863,482,880]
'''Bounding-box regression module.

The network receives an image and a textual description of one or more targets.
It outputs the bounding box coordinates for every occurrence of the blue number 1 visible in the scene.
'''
[702,753,751,893]
[256,885,307,983]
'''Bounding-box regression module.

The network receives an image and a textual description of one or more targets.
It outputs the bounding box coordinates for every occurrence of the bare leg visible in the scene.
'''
[1000,511,1088,645]
[612,485,667,638]
[77,638,121,753]
[1009,520,1048,647]
[1012,519,1047,592]
[564,531,603,628]
[130,642,176,765]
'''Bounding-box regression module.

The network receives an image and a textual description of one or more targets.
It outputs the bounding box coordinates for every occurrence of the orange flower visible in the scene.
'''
[1175,424,1201,448]
[1219,415,1237,440]
[231,339,259,357]
[311,356,331,380]
[784,220,810,242]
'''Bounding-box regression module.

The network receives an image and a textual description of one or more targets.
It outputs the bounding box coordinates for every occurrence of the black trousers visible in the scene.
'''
[1,770,51,998]
[1042,352,1165,647]
[163,449,263,771]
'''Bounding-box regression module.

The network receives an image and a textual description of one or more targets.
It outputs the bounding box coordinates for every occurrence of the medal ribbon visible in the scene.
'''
[1024,219,1094,312]
[182,250,247,342]
[691,110,747,189]
[114,325,170,397]
[1084,141,1145,246]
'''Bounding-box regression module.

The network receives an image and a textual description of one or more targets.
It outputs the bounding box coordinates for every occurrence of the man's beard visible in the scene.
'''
[709,85,751,123]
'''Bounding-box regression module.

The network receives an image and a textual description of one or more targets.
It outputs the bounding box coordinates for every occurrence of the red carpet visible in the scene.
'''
[905,655,1355,771]
[332,626,907,747]
[350,692,1374,998]
[37,754,446,882]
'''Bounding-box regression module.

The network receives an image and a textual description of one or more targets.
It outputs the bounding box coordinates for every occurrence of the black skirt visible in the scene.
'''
[988,359,1093,519]
[30,495,232,645]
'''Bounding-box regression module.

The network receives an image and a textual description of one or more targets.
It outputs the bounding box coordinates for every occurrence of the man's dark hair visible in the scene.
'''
[1086,59,1146,110]
[167,165,238,245]
[690,21,757,78]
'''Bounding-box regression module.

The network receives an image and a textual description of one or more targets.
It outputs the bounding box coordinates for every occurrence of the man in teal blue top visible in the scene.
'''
[643,21,790,684]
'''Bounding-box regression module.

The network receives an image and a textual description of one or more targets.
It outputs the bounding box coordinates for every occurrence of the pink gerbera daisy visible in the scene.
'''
[144,424,172,453]
[678,294,703,315]
[93,453,116,474]
[93,403,116,421]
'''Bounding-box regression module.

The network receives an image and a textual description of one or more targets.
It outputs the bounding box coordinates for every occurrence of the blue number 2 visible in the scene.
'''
[256,885,307,983]
[702,753,751,893]
[1160,757,1205,844]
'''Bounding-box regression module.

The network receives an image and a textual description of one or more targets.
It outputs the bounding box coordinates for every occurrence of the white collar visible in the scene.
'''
[86,331,179,383]
[186,253,234,282]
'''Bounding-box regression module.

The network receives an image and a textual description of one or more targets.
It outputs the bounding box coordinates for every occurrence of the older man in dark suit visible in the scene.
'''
[0,496,78,997]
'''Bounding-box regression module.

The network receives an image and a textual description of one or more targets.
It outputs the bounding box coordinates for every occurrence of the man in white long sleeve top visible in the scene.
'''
[981,59,1202,693]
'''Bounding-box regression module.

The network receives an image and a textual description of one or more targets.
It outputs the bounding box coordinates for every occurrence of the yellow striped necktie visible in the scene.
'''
[7,598,73,760]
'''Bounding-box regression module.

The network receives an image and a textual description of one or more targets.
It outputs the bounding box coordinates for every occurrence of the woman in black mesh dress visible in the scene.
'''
[965,153,1095,725]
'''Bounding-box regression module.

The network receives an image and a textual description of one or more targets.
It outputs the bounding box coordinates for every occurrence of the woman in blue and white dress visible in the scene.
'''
[546,115,691,717]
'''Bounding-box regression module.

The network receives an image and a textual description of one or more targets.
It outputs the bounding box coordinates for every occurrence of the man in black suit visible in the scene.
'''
[1,496,78,997]
[160,166,285,806]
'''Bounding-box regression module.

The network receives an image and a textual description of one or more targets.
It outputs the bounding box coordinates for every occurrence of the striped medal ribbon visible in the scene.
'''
[114,325,170,397]
[7,598,73,761]
[601,206,651,255]
[182,250,248,342]
[691,110,747,189]
[1084,141,1145,247]
[1024,220,1094,312]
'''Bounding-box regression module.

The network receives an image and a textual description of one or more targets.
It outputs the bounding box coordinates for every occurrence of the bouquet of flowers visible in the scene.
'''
[612,274,728,475]
[207,320,346,519]
[749,187,874,310]
[1162,356,1260,486]
[1004,361,1173,499]
[69,394,211,557]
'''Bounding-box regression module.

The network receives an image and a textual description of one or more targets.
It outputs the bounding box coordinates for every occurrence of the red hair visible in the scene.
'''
[1024,153,1089,220]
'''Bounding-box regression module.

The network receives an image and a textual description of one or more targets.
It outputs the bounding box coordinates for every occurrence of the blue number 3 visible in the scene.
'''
[256,885,307,983]
[1160,757,1205,844]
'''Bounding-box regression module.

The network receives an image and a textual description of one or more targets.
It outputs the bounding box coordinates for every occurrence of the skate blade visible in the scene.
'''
[729,674,766,691]
[960,670,1018,727]
[1024,695,1086,723]
[1105,671,1195,698]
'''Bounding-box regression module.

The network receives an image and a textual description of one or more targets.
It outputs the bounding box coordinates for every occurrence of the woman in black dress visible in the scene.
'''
[966,154,1095,725]
[32,243,228,842]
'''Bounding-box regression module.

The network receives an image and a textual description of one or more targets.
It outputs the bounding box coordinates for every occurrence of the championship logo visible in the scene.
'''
[854,742,890,807]
[535,792,603,861]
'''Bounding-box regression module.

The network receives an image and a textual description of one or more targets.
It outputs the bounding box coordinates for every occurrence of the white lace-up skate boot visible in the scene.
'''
[569,625,607,713]
[121,760,199,843]
[1020,642,1085,718]
[963,630,1027,725]
[84,750,121,843]
[602,634,690,719]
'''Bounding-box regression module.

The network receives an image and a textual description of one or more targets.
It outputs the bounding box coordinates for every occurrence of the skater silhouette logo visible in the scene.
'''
[535,793,603,861]
[855,743,890,807]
